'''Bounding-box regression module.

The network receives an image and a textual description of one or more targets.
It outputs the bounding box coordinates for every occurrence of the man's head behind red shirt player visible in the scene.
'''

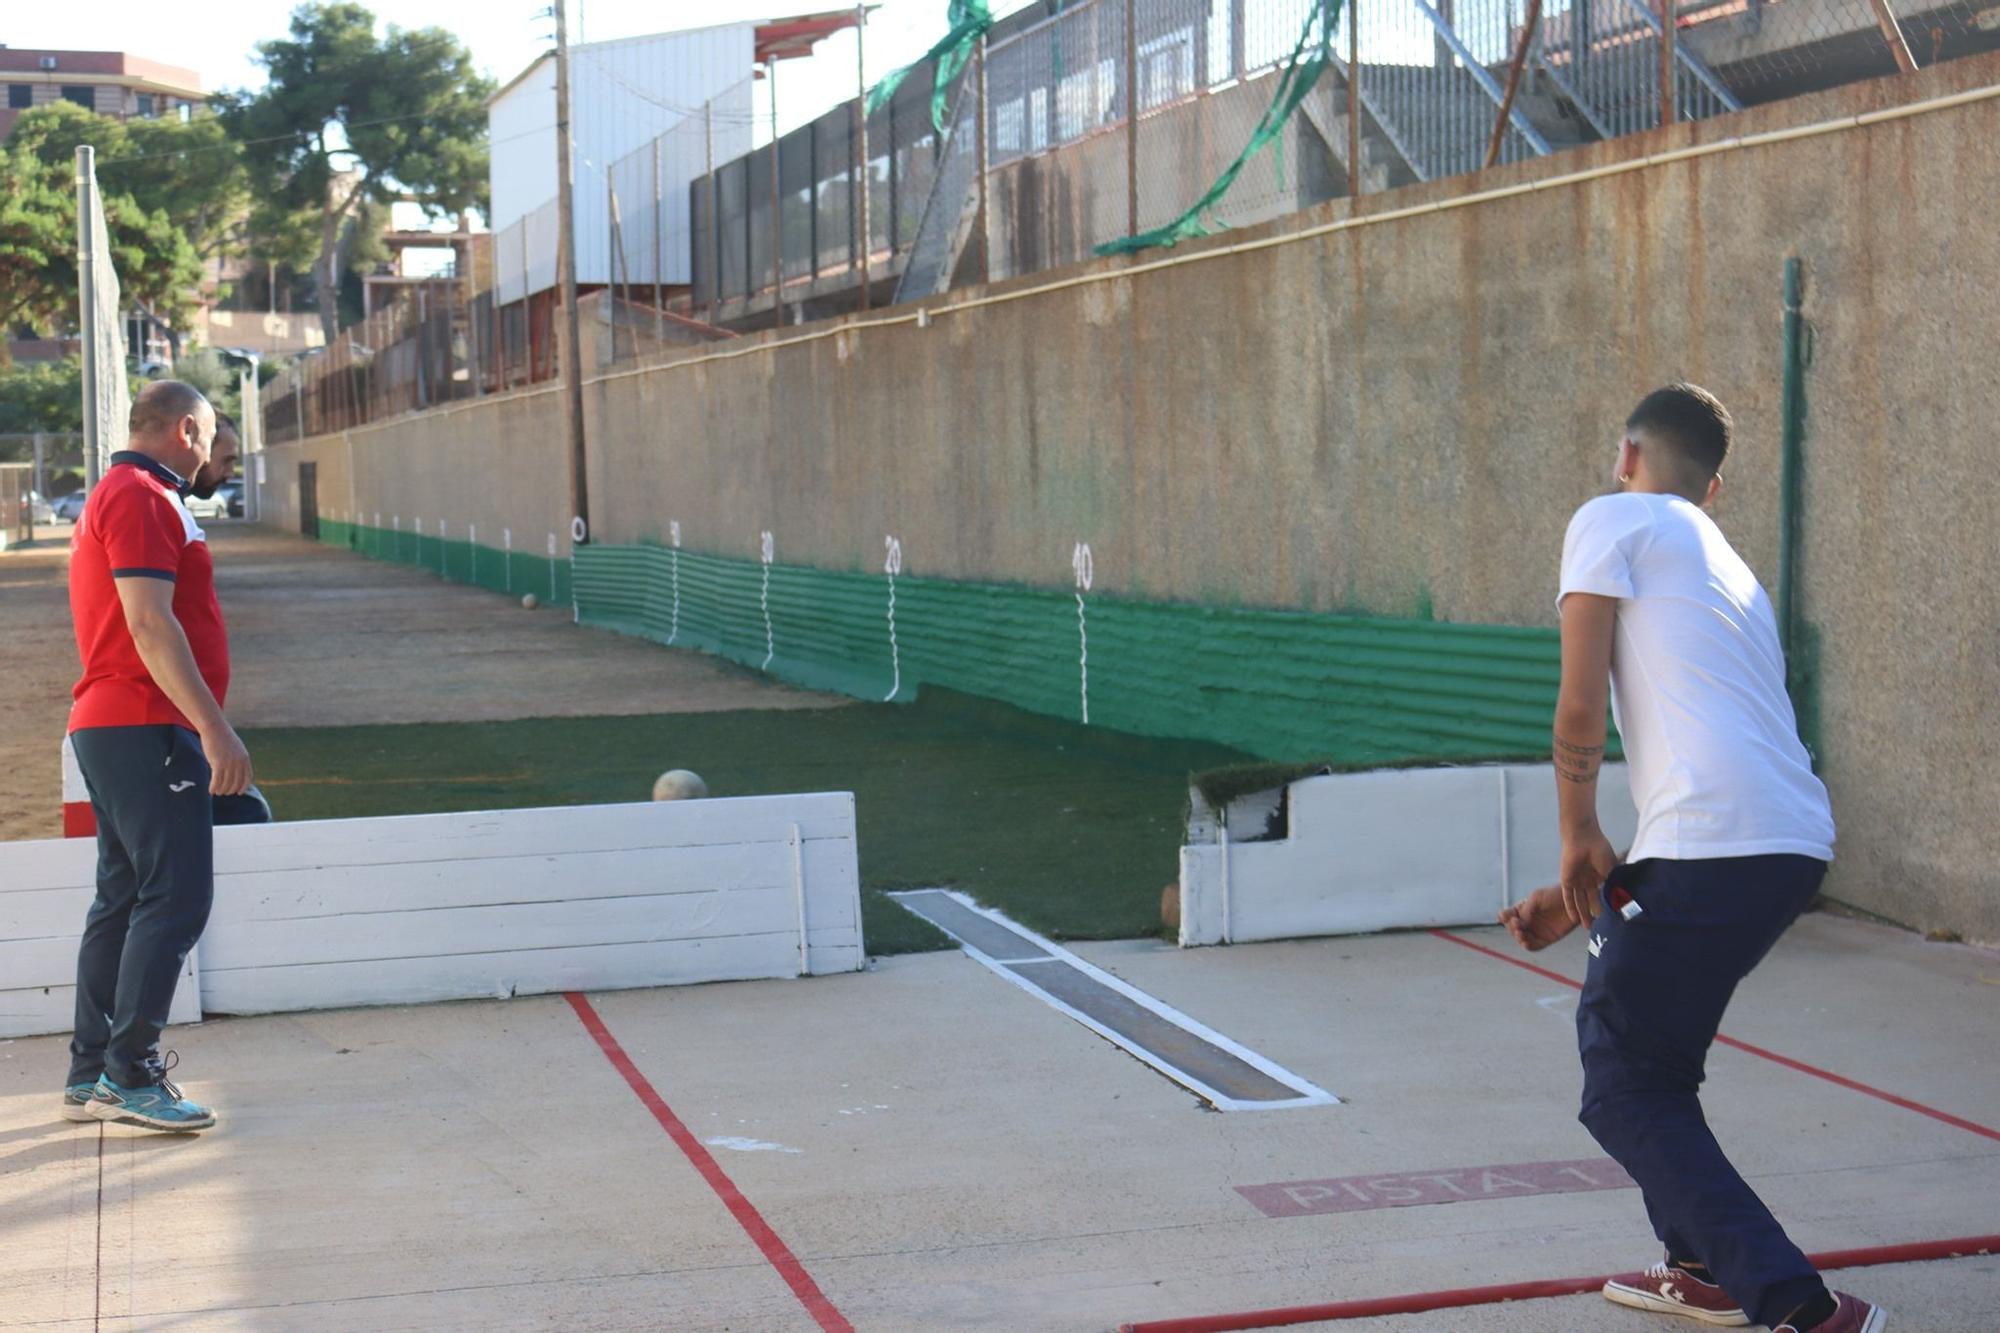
[129,380,216,482]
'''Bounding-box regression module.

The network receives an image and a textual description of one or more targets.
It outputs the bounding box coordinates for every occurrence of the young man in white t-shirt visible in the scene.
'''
[1500,385,1881,1333]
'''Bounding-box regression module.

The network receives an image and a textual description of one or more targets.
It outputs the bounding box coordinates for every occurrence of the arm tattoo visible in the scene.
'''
[1553,737,1603,784]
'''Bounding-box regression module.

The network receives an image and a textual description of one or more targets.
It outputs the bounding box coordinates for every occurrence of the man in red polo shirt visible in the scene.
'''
[62,380,252,1133]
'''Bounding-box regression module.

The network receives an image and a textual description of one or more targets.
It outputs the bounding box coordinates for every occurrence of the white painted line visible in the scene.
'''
[889,889,1338,1112]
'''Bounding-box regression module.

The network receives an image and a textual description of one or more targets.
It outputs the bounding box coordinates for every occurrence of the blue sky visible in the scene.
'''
[11,1,1038,141]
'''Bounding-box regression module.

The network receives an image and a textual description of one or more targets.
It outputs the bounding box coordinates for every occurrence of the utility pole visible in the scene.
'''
[855,4,870,311]
[1124,0,1138,241]
[1348,1,1361,197]
[76,146,104,489]
[770,58,783,330]
[976,36,990,283]
[705,100,718,325]
[1658,0,1676,130]
[554,0,590,545]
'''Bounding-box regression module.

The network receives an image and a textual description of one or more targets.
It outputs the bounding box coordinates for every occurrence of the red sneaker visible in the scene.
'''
[1602,1260,1750,1325]
[1774,1292,1888,1333]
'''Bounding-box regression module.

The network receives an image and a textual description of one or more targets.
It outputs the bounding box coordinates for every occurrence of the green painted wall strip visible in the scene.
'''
[573,542,1600,767]
[314,520,1594,767]
[312,518,574,608]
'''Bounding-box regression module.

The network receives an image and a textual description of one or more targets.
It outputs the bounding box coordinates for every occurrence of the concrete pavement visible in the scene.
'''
[2,913,1994,1330]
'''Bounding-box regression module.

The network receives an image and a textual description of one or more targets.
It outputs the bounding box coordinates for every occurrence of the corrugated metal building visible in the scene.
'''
[488,22,758,300]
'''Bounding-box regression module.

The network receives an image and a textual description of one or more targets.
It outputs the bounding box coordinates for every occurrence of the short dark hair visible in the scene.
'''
[1626,383,1731,489]
[128,380,212,444]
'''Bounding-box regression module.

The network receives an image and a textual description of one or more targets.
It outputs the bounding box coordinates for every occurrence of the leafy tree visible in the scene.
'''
[0,358,88,433]
[114,113,252,273]
[0,103,206,354]
[0,139,73,352]
[218,2,491,344]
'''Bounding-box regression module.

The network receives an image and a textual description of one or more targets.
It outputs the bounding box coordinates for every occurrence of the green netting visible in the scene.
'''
[573,541,1601,768]
[1096,1,1340,257]
[310,521,1600,766]
[314,519,572,609]
[866,0,994,135]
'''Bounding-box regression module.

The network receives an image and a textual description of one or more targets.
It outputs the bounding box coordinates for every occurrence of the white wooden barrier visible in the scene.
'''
[0,793,863,1039]
[1177,764,1639,946]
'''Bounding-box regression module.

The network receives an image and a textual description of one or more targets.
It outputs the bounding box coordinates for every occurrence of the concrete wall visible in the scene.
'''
[261,54,2000,941]
[261,389,566,558]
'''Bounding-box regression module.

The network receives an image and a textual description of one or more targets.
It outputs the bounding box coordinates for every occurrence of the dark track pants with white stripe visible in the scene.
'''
[1576,853,1832,1329]
[68,725,215,1089]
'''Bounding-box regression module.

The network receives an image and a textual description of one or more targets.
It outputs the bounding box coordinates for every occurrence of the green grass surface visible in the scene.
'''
[244,691,1250,955]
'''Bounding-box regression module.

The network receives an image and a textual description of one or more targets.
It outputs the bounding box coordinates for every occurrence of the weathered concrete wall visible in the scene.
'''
[261,389,567,555]
[261,54,2000,941]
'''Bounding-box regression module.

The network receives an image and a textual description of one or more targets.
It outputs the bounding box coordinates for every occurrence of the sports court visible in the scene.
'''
[9,15,2000,1330]
[3,530,1994,1332]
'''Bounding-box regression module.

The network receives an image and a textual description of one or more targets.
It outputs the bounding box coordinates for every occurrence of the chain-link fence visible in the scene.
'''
[0,464,32,549]
[601,80,756,313]
[686,58,957,318]
[679,0,1994,316]
[262,285,502,442]
[0,433,85,506]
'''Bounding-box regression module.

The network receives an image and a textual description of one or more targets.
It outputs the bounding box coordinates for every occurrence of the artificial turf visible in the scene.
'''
[243,690,1251,955]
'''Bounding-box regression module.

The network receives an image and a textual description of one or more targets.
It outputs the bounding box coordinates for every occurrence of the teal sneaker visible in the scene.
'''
[87,1053,216,1132]
[61,1082,101,1123]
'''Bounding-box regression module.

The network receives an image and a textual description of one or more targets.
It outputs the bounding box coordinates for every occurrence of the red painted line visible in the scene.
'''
[564,992,853,1333]
[1430,929,2000,1143]
[1430,928,1583,991]
[1117,1234,2000,1332]
[94,1124,104,1333]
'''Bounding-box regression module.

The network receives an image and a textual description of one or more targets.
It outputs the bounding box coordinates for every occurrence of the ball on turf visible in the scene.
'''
[520,592,540,610]
[653,769,709,801]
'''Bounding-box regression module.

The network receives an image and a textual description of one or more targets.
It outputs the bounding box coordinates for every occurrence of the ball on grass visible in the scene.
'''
[1161,883,1181,933]
[653,769,709,801]
[520,592,540,610]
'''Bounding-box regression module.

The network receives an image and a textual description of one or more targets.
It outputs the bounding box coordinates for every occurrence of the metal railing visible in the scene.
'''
[600,79,756,306]
[895,77,985,302]
[1357,0,1549,181]
[262,285,518,441]
[1535,0,1740,141]
[668,0,1993,322]
[686,59,959,312]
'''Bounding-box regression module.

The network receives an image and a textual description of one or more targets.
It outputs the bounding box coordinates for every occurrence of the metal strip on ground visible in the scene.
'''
[890,889,1336,1112]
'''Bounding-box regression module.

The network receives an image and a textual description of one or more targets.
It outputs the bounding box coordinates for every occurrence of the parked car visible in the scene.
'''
[28,491,55,524]
[184,490,230,520]
[221,480,245,518]
[51,491,87,522]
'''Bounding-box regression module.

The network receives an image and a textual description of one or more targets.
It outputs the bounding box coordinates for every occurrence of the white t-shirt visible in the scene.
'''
[1558,492,1834,863]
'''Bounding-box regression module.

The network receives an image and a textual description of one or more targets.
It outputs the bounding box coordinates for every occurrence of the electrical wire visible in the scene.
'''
[93,105,525,168]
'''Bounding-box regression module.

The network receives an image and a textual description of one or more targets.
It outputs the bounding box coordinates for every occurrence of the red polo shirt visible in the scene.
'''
[69,452,231,732]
